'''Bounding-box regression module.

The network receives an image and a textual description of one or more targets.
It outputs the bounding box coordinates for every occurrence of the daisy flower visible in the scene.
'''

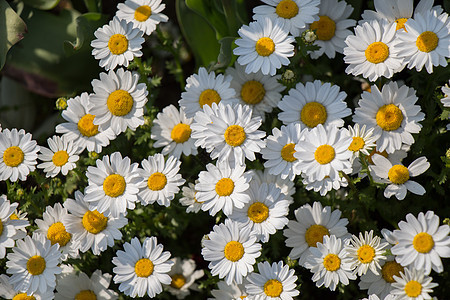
[234,17,295,76]
[250,169,295,202]
[6,234,62,295]
[63,190,128,255]
[55,92,116,153]
[178,67,237,118]
[353,82,425,154]
[301,173,349,196]
[0,128,39,182]
[0,274,54,300]
[209,280,247,299]
[196,160,251,216]
[7,207,29,240]
[391,211,450,275]
[390,267,438,300]
[151,104,197,159]
[245,261,299,299]
[278,80,351,129]
[261,123,304,180]
[229,182,290,243]
[0,195,29,259]
[116,0,168,36]
[344,20,403,81]
[179,182,203,213]
[37,135,80,177]
[442,82,450,130]
[112,236,174,298]
[305,235,356,291]
[347,124,377,158]
[370,155,430,200]
[283,201,350,265]
[166,257,205,299]
[225,62,285,121]
[136,153,185,207]
[202,219,262,285]
[91,16,144,70]
[352,145,408,178]
[253,0,320,37]
[85,152,141,217]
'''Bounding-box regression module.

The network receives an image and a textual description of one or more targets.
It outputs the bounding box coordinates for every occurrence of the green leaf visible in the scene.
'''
[83,0,101,12]
[185,0,228,38]
[22,0,60,10]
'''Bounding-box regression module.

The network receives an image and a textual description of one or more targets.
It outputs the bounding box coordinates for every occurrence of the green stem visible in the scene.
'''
[222,0,240,35]
[341,172,360,201]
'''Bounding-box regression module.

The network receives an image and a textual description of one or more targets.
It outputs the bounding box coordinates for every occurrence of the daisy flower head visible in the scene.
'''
[209,280,247,299]
[245,261,299,299]
[0,128,39,182]
[390,267,438,300]
[202,219,262,285]
[116,0,168,36]
[0,274,54,300]
[347,124,377,157]
[370,154,429,200]
[166,257,205,299]
[250,168,296,202]
[84,152,140,217]
[0,195,29,259]
[137,153,185,207]
[178,67,237,118]
[151,104,197,159]
[63,190,128,255]
[55,92,116,153]
[253,0,320,37]
[234,17,295,76]
[344,19,404,82]
[91,16,144,70]
[7,207,29,241]
[37,135,80,177]
[353,81,424,154]
[179,182,203,213]
[278,80,351,129]
[391,211,450,275]
[301,172,349,196]
[112,236,174,298]
[441,81,450,107]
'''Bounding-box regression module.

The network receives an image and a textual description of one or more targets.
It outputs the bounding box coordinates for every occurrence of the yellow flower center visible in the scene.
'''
[3,146,24,167]
[247,202,269,223]
[376,104,403,131]
[365,42,390,64]
[52,150,69,167]
[275,0,299,19]
[75,290,97,300]
[388,165,410,185]
[47,222,72,246]
[263,279,283,297]
[0,220,3,236]
[310,16,336,41]
[10,213,19,220]
[135,258,154,277]
[134,5,152,22]
[323,253,341,271]
[314,145,335,165]
[404,280,422,298]
[199,89,221,108]
[241,80,266,105]
[107,90,134,116]
[368,148,388,165]
[381,261,404,283]
[281,143,297,162]
[357,244,376,263]
[413,232,434,253]
[416,31,438,53]
[348,137,365,152]
[103,174,126,197]
[215,178,235,196]
[305,224,329,247]
[82,210,108,234]
[147,172,168,191]
[171,123,192,143]
[255,37,275,57]
[108,34,129,55]
[224,241,244,262]
[27,255,46,275]
[395,18,408,31]
[12,294,36,300]
[77,114,99,137]
[300,102,327,128]
[171,274,187,289]
[224,125,246,147]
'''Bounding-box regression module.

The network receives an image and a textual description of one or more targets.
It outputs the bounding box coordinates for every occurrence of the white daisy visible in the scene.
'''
[353,82,425,154]
[0,195,29,259]
[390,267,438,300]
[225,62,285,121]
[91,16,145,70]
[370,154,430,200]
[245,261,299,299]
[347,124,377,158]
[37,135,80,177]
[278,80,351,129]
[0,274,54,300]
[391,211,450,275]
[112,236,174,298]
[234,17,295,76]
[63,190,128,255]
[261,123,304,180]
[85,152,141,217]
[0,128,40,182]
[209,280,248,299]
[442,82,450,130]
[202,219,262,285]
[7,207,29,241]
[116,0,168,36]
[250,169,295,202]
[301,173,349,196]
[253,0,320,37]
[229,182,290,243]
[283,201,350,265]
[136,153,185,207]
[179,182,203,213]
[178,67,237,118]
[55,92,116,153]
[196,160,251,216]
[166,257,205,299]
